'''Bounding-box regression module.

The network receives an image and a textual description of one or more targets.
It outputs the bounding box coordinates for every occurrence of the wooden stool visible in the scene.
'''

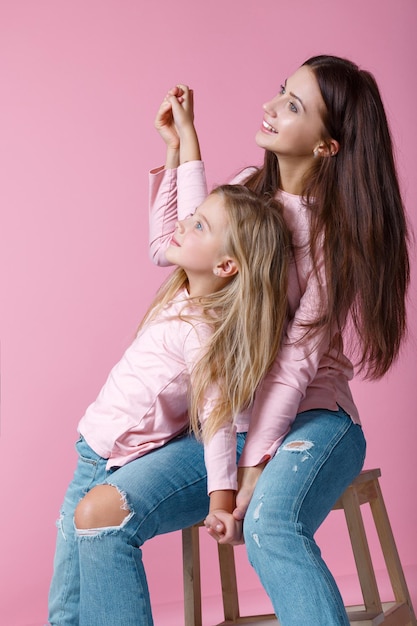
[182,469,416,626]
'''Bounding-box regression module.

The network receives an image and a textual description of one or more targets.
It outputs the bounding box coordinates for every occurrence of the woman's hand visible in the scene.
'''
[233,464,266,521]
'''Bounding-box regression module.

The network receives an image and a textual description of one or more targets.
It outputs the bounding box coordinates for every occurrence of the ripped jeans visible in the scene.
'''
[244,406,366,626]
[48,407,365,626]
[48,432,246,626]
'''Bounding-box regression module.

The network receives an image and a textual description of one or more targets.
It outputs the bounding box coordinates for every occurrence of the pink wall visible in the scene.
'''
[1,1,416,623]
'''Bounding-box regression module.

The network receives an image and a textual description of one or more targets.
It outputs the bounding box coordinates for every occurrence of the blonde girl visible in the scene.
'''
[47,184,290,625]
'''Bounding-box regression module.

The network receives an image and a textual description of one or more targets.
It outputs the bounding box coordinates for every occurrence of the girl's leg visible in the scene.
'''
[74,432,246,626]
[244,408,366,626]
[48,437,111,625]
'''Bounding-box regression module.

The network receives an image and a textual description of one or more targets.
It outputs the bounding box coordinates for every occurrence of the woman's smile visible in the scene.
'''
[262,119,278,134]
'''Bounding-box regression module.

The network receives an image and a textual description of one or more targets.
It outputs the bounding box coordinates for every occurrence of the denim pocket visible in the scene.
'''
[73,436,108,494]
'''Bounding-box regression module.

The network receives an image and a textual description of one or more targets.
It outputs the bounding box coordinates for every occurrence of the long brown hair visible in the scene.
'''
[244,55,410,379]
[140,185,290,439]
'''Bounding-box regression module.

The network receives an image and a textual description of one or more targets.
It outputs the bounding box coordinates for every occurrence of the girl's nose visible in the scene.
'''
[176,219,185,233]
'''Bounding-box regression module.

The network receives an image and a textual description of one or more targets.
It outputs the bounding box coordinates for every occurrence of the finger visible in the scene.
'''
[158,99,172,114]
[168,94,186,119]
[232,504,247,521]
[176,83,189,95]
[167,85,181,97]
[218,529,243,545]
[204,514,225,534]
[154,101,173,127]
[205,519,225,534]
[206,527,224,543]
[184,89,194,113]
[166,93,183,105]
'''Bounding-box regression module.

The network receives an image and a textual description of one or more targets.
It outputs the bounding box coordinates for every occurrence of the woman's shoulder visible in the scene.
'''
[228,165,258,185]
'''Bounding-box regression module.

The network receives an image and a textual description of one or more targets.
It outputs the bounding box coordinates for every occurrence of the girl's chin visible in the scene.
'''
[165,250,176,263]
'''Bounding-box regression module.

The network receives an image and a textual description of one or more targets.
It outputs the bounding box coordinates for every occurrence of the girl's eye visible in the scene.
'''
[279,84,286,95]
[194,221,202,231]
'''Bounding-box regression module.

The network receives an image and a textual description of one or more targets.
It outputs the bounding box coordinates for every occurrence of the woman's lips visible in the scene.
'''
[262,119,278,134]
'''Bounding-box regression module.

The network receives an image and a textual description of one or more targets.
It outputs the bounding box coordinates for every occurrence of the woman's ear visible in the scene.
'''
[213,257,239,278]
[314,138,340,158]
[327,138,340,157]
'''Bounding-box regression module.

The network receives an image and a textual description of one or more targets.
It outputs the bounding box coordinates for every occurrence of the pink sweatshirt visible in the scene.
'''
[78,290,251,494]
[148,161,360,467]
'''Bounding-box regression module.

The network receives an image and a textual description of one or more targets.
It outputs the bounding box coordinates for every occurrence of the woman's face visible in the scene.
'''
[256,65,328,160]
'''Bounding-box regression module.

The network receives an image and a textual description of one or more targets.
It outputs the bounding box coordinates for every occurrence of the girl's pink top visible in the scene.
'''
[78,289,250,495]
[148,161,360,467]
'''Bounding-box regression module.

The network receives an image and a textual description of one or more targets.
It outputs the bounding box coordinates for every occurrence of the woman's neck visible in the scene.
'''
[276,156,314,196]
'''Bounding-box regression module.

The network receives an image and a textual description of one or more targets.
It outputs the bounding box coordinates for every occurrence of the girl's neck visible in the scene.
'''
[186,273,229,298]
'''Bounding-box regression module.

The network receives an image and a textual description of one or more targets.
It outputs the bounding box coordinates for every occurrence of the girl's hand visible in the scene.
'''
[154,85,200,165]
[154,87,181,151]
[166,84,195,136]
[169,85,201,162]
[205,510,244,545]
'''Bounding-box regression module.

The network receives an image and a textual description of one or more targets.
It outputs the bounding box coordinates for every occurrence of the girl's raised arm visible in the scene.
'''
[149,86,207,265]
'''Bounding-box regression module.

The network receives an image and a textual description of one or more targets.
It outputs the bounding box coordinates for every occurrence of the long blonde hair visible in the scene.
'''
[140,185,290,440]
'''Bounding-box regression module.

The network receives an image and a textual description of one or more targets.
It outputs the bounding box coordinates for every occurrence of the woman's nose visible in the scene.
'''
[263,98,278,117]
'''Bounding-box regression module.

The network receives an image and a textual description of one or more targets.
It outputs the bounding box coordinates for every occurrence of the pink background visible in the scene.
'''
[1,1,416,624]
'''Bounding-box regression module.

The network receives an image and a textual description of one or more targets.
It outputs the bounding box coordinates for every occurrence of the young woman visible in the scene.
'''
[47,184,290,625]
[149,55,410,625]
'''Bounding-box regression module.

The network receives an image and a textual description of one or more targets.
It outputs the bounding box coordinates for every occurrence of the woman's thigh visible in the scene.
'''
[245,408,366,534]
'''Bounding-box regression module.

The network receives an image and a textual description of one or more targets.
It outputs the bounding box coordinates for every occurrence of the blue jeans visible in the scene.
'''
[48,407,365,626]
[244,407,366,626]
[48,432,246,625]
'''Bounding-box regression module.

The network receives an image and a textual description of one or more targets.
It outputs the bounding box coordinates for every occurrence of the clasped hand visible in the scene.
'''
[204,509,244,545]
[204,464,266,545]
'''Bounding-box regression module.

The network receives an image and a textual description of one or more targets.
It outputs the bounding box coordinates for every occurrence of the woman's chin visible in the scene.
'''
[255,129,275,151]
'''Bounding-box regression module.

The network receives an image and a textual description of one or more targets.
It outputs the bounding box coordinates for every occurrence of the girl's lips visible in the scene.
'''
[170,236,180,247]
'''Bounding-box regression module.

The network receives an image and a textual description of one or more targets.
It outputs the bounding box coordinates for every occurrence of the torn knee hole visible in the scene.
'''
[74,484,132,530]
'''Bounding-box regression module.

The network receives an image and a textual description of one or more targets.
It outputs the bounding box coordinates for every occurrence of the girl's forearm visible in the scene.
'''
[165,146,180,169]
[179,126,201,164]
[209,489,236,514]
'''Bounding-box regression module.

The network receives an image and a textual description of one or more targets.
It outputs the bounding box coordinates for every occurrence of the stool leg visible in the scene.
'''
[341,485,383,619]
[183,526,202,626]
[369,479,417,626]
[218,543,240,621]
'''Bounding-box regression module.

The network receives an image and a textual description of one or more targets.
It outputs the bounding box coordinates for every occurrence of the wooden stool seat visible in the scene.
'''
[182,469,416,626]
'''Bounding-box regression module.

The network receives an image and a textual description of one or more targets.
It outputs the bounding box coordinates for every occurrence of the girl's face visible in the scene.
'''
[165,193,232,280]
[256,65,328,159]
